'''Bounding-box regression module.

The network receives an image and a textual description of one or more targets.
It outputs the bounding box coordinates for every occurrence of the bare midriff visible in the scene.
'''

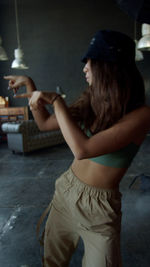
[71,158,127,189]
[71,124,148,189]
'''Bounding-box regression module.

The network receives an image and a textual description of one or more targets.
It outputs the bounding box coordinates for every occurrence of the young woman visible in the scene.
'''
[4,30,150,267]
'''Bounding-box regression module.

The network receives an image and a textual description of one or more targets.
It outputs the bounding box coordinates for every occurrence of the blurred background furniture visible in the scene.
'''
[0,106,29,143]
[2,120,65,154]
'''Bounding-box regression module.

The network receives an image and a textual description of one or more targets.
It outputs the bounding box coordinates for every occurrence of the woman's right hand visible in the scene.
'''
[4,75,36,94]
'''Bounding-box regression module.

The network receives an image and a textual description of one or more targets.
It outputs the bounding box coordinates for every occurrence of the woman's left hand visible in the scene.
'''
[15,91,59,110]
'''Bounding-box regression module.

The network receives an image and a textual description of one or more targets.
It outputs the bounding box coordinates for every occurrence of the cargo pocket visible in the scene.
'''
[73,191,122,235]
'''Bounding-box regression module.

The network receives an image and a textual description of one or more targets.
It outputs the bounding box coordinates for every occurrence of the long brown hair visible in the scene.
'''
[69,59,145,134]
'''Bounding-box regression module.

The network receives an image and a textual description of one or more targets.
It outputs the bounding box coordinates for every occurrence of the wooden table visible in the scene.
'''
[0,106,29,122]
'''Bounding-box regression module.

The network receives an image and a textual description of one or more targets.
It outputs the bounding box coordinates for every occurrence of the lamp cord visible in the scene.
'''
[15,0,21,48]
[134,21,136,41]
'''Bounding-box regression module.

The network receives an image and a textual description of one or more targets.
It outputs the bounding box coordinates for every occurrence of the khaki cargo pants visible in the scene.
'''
[43,167,122,267]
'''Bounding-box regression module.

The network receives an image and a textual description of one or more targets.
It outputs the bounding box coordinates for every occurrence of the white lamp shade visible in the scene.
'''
[137,36,150,51]
[11,48,29,69]
[141,24,150,35]
[135,40,144,61]
[137,23,150,51]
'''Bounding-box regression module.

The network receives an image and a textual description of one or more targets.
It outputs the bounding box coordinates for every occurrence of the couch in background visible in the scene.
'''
[2,120,65,154]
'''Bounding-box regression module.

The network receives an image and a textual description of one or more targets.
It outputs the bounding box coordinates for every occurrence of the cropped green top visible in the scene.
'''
[86,129,139,168]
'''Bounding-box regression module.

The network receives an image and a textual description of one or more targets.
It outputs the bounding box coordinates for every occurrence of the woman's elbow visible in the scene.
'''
[37,123,48,132]
[37,125,45,131]
[74,148,87,160]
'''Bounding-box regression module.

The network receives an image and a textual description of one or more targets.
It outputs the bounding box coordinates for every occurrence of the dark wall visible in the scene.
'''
[0,0,150,107]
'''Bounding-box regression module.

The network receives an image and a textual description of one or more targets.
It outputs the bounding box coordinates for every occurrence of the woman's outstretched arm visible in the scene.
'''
[4,76,150,160]
[53,97,150,159]
[4,75,60,131]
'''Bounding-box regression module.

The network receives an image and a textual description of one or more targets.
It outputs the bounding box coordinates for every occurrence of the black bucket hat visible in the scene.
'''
[81,30,135,64]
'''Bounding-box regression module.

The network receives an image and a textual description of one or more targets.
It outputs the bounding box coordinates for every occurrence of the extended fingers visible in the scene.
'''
[4,76,19,90]
[4,76,17,87]
[4,75,26,89]
[4,75,16,80]
[14,93,33,98]
[28,92,42,111]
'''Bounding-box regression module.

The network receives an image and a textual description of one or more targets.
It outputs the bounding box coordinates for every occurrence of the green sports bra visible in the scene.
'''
[86,129,140,168]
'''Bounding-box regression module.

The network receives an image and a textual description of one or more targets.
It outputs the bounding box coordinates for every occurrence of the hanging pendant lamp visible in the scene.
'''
[0,36,8,61]
[137,23,150,51]
[134,22,144,61]
[135,40,144,61]
[11,0,28,69]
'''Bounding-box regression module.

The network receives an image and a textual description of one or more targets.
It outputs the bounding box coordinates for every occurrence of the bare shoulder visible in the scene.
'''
[119,105,150,144]
[135,105,150,116]
[121,105,150,123]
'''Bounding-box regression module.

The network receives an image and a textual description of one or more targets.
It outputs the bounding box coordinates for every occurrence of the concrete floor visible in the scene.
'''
[0,137,150,267]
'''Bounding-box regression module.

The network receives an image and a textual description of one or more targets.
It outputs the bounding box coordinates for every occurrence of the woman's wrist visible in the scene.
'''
[51,94,61,105]
[26,77,37,92]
